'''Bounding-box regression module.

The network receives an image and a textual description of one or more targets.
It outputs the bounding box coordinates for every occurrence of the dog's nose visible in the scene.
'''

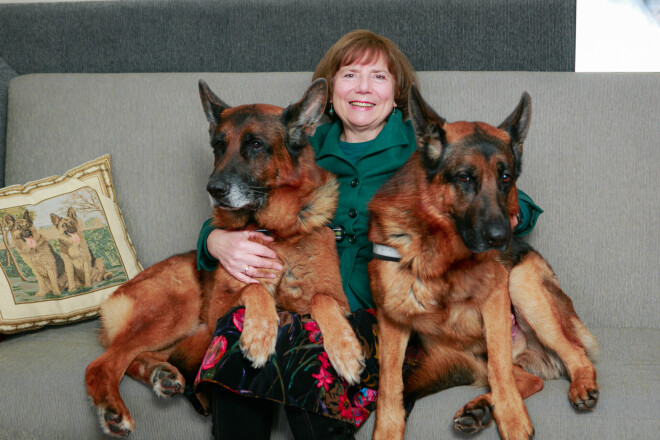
[207,180,229,200]
[484,223,508,249]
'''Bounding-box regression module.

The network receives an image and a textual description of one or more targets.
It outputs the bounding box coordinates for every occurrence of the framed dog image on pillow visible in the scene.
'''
[0,155,142,334]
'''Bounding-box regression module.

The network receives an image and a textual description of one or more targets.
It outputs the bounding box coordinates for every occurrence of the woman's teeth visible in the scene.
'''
[350,101,374,108]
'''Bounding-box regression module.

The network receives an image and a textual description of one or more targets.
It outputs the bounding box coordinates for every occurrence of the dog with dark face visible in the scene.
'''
[4,210,67,297]
[51,207,113,290]
[85,79,364,437]
[370,87,599,440]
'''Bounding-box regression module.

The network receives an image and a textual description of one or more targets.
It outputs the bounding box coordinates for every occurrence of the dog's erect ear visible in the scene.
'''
[50,213,62,227]
[67,207,77,220]
[408,84,447,177]
[199,80,231,127]
[499,92,531,175]
[22,210,32,223]
[4,214,15,229]
[282,78,328,158]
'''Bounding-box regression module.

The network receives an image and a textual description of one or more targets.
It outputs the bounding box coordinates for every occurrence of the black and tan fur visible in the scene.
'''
[51,207,112,290]
[4,211,67,296]
[370,87,599,440]
[85,79,364,437]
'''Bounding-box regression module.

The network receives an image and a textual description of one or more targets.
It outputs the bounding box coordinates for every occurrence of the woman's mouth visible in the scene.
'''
[349,101,374,108]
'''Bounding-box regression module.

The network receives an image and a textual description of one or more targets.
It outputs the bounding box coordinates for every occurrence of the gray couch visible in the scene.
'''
[1,71,658,439]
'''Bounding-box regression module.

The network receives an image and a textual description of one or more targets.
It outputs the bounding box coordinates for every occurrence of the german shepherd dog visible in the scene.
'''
[4,211,67,296]
[85,79,365,437]
[369,87,599,440]
[51,207,113,290]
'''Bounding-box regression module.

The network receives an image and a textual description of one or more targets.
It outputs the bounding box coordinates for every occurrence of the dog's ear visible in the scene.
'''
[50,213,62,227]
[22,210,32,224]
[499,92,531,175]
[67,207,77,220]
[4,214,15,229]
[282,78,328,159]
[408,84,447,177]
[198,80,231,127]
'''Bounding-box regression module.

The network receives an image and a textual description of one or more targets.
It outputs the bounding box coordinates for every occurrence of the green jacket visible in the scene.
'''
[196,110,542,311]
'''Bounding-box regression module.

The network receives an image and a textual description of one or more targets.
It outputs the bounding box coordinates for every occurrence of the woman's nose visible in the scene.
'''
[355,75,370,92]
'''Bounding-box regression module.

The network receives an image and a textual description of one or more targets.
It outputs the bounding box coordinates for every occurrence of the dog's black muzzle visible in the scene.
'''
[459,217,511,253]
[206,172,266,211]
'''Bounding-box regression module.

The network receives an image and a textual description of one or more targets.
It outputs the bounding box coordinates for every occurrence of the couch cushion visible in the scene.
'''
[0,325,656,439]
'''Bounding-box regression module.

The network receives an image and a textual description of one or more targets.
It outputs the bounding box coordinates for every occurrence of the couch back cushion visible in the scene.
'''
[5,72,659,329]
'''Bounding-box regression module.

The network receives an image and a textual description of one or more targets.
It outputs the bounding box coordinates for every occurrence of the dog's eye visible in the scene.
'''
[457,173,470,183]
[501,173,511,184]
[250,141,263,150]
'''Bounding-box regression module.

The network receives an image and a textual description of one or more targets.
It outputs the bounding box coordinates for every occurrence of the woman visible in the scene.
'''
[195,30,541,439]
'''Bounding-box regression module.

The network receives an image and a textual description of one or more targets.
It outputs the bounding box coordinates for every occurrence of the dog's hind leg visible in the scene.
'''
[126,350,184,398]
[404,342,488,400]
[86,253,203,436]
[509,251,599,411]
[453,365,543,434]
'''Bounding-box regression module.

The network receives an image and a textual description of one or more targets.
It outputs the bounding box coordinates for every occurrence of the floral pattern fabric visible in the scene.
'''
[194,307,421,427]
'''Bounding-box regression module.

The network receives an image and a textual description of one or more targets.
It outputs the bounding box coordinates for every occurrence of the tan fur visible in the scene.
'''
[4,211,66,296]
[85,79,364,437]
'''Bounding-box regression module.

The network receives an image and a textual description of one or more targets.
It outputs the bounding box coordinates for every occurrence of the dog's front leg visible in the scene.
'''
[63,257,78,291]
[310,293,365,385]
[46,265,61,296]
[482,272,534,440]
[83,257,93,287]
[238,283,279,368]
[373,309,411,440]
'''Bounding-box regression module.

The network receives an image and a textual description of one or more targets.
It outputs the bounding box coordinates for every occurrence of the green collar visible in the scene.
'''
[315,110,410,162]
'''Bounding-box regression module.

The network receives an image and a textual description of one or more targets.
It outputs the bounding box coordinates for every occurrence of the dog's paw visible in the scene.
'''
[239,315,278,368]
[454,397,493,434]
[569,366,599,410]
[97,406,134,437]
[570,385,599,411]
[324,328,365,385]
[150,364,185,398]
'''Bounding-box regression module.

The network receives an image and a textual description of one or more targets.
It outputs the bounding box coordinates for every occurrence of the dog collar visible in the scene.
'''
[373,243,402,262]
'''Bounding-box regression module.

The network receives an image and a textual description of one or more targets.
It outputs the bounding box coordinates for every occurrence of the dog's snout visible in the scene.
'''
[483,222,509,249]
[207,179,229,199]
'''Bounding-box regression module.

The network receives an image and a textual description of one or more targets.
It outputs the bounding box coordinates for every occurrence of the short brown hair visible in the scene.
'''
[312,30,418,119]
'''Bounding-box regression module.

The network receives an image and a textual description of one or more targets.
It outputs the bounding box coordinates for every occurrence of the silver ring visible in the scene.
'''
[244,266,249,275]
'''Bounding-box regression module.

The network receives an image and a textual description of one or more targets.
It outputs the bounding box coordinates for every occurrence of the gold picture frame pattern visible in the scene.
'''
[0,155,142,333]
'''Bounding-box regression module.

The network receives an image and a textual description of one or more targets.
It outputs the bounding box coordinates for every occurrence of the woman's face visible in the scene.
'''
[332,54,396,143]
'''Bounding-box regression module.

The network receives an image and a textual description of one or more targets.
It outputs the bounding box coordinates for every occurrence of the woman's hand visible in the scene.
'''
[207,229,284,284]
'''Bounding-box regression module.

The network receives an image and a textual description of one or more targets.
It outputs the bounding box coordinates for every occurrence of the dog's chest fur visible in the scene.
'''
[260,226,343,314]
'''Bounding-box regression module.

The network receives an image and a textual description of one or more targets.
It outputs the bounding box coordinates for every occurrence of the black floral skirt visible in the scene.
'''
[193,306,421,427]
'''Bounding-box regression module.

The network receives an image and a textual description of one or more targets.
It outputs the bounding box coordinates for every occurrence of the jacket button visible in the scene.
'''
[348,208,357,218]
[350,178,359,187]
[347,234,357,244]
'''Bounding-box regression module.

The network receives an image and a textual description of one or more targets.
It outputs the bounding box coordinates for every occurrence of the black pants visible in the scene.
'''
[210,387,356,440]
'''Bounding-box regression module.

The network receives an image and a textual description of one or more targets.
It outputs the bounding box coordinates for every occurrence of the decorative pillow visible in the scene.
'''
[0,155,142,334]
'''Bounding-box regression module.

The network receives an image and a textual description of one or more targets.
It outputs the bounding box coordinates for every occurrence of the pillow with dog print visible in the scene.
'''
[0,155,142,334]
